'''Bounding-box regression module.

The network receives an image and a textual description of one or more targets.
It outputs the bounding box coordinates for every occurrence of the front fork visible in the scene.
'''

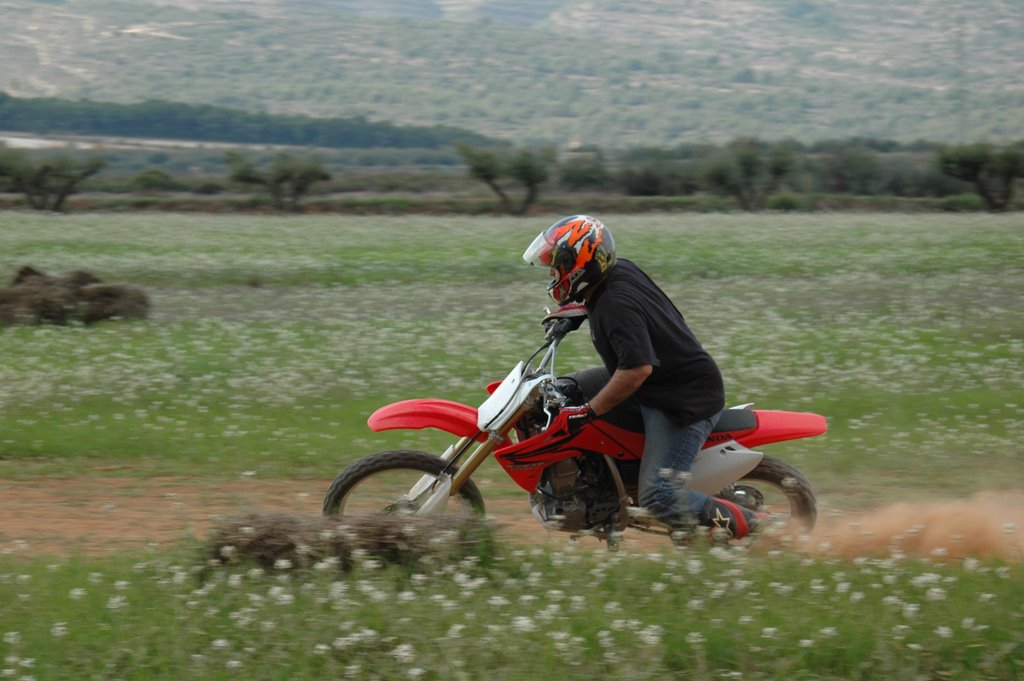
[414,402,533,515]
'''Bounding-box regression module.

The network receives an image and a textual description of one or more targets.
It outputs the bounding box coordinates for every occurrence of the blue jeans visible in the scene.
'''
[637,406,722,530]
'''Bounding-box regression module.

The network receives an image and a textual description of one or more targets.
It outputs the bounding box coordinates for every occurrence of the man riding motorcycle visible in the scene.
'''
[524,215,760,539]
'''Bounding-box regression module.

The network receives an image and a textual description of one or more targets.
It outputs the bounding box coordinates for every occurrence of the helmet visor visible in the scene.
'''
[523,230,556,267]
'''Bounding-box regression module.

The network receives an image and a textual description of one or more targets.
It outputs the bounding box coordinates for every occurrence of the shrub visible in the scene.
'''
[193,181,225,195]
[766,193,804,211]
[132,169,183,192]
[940,192,985,212]
[558,155,610,191]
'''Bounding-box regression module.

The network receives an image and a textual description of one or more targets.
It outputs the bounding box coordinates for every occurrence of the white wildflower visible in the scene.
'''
[106,595,128,610]
[314,557,340,571]
[638,625,663,646]
[511,617,537,633]
[391,644,416,664]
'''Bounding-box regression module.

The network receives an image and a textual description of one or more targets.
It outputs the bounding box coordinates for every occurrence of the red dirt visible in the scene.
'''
[1,477,1021,561]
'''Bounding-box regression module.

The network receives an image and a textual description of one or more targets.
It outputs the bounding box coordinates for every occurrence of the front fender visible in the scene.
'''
[367,399,487,442]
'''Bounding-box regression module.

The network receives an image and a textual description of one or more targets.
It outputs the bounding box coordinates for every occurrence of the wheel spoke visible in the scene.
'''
[339,468,435,516]
[323,450,486,519]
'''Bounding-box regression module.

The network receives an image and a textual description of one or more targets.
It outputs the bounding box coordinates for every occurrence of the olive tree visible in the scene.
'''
[938,142,1023,211]
[227,152,331,211]
[0,150,105,212]
[458,144,554,215]
[702,138,795,211]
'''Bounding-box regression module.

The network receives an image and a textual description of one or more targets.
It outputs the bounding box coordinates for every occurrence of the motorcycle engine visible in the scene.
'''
[529,455,622,534]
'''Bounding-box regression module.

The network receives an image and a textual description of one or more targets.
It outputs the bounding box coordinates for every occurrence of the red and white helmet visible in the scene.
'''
[523,215,616,305]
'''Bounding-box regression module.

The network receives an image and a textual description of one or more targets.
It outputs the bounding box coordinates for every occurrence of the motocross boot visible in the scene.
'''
[701,497,761,540]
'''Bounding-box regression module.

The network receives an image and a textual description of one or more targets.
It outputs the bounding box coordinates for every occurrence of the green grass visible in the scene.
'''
[2,212,1021,500]
[1,212,1022,679]
[1,543,1020,680]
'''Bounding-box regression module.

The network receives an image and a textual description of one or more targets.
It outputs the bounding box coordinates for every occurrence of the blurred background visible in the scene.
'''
[0,0,1021,213]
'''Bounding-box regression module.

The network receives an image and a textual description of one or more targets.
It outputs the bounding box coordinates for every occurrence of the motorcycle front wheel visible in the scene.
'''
[322,449,486,518]
[721,455,817,532]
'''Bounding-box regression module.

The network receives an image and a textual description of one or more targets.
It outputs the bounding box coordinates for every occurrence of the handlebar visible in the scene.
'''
[544,317,576,341]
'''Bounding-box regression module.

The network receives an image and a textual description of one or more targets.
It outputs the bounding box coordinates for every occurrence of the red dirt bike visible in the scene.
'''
[323,311,826,546]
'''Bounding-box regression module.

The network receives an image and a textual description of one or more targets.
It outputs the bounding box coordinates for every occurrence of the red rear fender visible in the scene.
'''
[367,399,486,442]
[737,410,828,448]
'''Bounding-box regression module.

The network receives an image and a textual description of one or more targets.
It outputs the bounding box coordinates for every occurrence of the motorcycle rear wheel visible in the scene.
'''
[322,449,486,517]
[725,455,817,532]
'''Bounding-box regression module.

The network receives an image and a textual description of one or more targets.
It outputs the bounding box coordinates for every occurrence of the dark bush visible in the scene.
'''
[766,193,804,211]
[940,193,985,212]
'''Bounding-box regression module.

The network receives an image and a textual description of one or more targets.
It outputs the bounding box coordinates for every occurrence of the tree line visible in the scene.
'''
[1,138,1021,213]
[0,93,497,150]
[459,138,1024,214]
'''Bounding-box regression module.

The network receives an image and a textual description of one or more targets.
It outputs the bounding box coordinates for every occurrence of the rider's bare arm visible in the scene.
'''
[588,364,653,417]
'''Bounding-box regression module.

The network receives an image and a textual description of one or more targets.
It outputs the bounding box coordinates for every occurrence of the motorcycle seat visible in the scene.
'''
[712,408,757,433]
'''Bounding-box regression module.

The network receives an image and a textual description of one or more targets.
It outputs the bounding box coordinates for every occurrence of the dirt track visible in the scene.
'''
[2,477,1022,561]
[0,476,580,556]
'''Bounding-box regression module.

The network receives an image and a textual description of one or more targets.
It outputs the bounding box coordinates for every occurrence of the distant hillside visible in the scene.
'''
[1,0,1021,148]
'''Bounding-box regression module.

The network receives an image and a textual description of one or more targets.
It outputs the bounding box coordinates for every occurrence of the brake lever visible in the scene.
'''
[544,317,574,341]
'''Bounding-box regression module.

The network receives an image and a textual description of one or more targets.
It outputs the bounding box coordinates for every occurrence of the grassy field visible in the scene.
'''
[1,544,1021,680]
[0,212,1020,497]
[1,212,1022,679]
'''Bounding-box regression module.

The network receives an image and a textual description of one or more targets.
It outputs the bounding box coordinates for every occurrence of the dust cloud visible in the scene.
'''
[806,490,1024,562]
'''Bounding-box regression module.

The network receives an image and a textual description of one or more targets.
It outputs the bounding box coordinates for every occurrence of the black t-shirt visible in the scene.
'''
[587,259,724,425]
